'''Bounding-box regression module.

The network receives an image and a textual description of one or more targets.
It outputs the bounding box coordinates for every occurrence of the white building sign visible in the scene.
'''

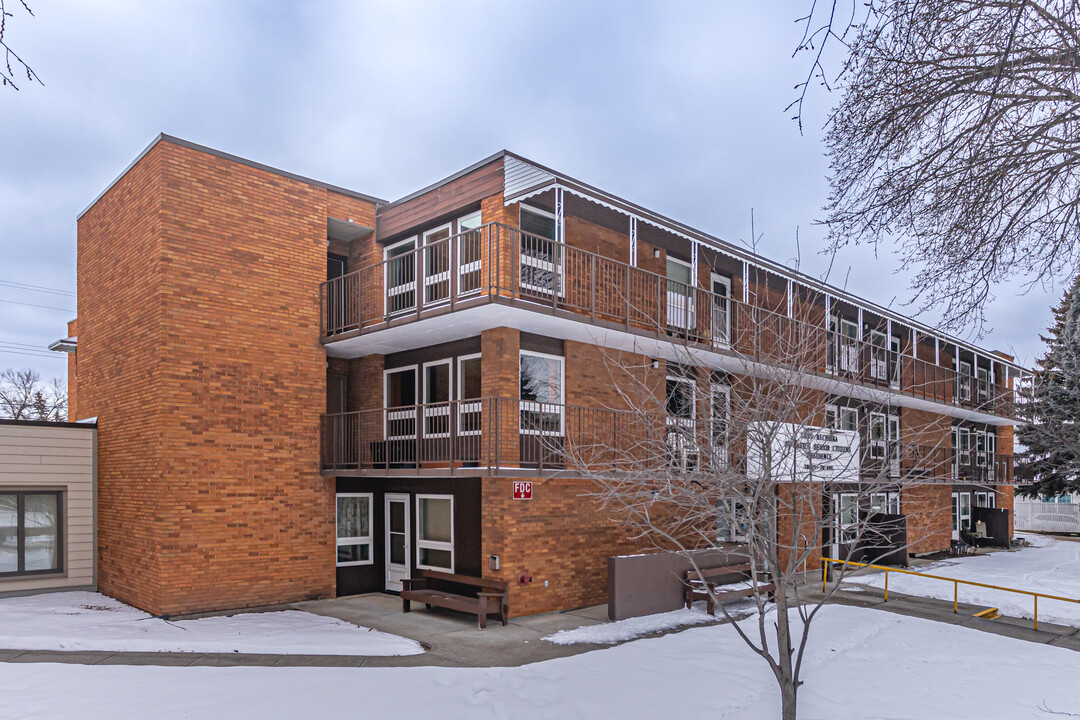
[747,422,860,483]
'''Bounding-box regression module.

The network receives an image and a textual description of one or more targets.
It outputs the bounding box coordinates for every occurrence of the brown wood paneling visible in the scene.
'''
[377,160,504,240]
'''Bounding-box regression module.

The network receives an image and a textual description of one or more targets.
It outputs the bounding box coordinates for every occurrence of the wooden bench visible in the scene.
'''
[684,563,775,616]
[401,570,509,630]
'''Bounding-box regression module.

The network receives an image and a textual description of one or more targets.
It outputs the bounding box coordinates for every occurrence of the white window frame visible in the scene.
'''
[519,350,565,436]
[336,493,374,567]
[870,491,901,515]
[384,236,418,316]
[952,491,972,533]
[869,329,889,381]
[710,273,732,348]
[666,256,696,330]
[958,360,973,403]
[976,365,991,404]
[416,494,454,572]
[889,335,902,390]
[421,223,453,306]
[519,204,564,297]
[456,352,483,437]
[421,359,453,439]
[455,211,483,296]
[384,365,419,440]
[709,382,730,467]
[869,412,887,460]
[665,375,697,430]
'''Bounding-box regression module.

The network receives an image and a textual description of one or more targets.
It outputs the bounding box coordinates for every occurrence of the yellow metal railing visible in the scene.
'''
[822,557,1080,630]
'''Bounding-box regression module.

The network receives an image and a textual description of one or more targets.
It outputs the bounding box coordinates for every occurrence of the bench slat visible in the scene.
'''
[420,570,509,593]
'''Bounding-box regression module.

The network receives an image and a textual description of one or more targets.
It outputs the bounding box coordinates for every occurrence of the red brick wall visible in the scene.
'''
[904,484,953,554]
[481,475,640,616]
[78,138,379,615]
[66,319,78,422]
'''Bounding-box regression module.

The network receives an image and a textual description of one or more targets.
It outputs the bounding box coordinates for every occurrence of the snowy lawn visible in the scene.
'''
[0,591,422,655]
[2,605,1078,719]
[543,600,758,645]
[843,533,1080,626]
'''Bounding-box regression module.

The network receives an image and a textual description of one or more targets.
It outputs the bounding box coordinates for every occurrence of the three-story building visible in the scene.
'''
[61,135,1024,617]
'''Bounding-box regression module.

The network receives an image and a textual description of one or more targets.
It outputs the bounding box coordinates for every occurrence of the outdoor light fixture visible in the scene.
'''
[653,248,661,258]
[650,358,659,369]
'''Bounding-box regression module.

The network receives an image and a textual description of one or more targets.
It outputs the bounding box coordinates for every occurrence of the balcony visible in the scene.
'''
[321,222,1016,419]
[321,398,1015,484]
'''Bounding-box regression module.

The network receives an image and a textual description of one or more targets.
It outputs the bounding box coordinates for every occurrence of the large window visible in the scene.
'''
[457,353,482,436]
[423,360,452,438]
[520,351,564,435]
[416,495,454,571]
[519,205,561,296]
[385,366,418,440]
[666,257,695,330]
[457,211,484,294]
[384,237,417,315]
[0,491,61,576]
[336,493,373,566]
[666,376,696,429]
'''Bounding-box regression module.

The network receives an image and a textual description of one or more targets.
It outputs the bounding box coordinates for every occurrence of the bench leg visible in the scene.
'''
[685,590,693,610]
[501,601,508,627]
[403,597,411,614]
[706,595,715,616]
[478,595,488,630]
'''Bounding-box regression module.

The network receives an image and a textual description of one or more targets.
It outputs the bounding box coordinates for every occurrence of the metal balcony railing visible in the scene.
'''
[320,399,1016,483]
[320,222,1016,418]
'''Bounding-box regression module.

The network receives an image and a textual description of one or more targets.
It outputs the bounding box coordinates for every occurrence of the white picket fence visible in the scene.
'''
[1014,501,1080,534]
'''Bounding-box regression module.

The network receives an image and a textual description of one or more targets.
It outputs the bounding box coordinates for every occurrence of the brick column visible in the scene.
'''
[481,327,520,467]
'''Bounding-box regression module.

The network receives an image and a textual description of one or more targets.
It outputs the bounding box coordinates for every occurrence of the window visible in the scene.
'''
[666,257,695,330]
[416,495,454,571]
[520,351,564,434]
[870,492,900,515]
[519,205,561,296]
[336,494,373,566]
[422,224,452,304]
[0,491,61,576]
[977,366,991,404]
[975,491,996,509]
[423,360,452,438]
[717,498,749,543]
[384,366,418,440]
[710,383,730,467]
[384,237,417,315]
[666,376,696,429]
[836,492,859,543]
[826,404,859,433]
[456,212,483,294]
[870,330,888,381]
[710,274,732,347]
[869,412,887,459]
[952,491,972,532]
[457,353,482,436]
[832,317,859,373]
[957,360,973,403]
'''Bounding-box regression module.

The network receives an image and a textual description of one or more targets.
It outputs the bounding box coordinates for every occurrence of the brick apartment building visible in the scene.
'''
[59,135,1025,617]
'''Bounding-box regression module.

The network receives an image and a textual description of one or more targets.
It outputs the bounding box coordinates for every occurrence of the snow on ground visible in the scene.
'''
[1,605,1078,719]
[843,533,1080,627]
[543,600,758,645]
[0,591,422,655]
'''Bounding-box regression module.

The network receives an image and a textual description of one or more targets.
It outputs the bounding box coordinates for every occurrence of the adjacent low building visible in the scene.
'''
[0,418,97,596]
[59,135,1025,617]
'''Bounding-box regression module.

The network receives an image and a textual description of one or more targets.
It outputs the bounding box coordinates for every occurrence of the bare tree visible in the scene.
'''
[792,0,1080,333]
[555,268,953,720]
[1,0,41,91]
[0,368,66,420]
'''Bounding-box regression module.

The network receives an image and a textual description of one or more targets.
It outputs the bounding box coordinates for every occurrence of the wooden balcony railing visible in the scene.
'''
[321,222,1016,418]
[320,398,1016,483]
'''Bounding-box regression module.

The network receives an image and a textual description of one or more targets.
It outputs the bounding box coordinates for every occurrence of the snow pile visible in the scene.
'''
[844,533,1080,626]
[544,606,715,645]
[1,606,1078,719]
[0,591,422,655]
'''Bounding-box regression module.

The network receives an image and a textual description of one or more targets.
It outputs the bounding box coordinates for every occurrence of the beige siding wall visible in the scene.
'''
[0,422,96,594]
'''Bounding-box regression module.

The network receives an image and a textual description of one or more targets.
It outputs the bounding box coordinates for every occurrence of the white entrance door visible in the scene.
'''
[385,493,411,592]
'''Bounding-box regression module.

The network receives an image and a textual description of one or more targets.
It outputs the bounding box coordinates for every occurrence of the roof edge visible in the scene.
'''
[77,133,388,220]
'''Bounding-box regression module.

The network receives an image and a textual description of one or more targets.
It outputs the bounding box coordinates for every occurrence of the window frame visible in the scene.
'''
[665,374,697,429]
[518,204,563,297]
[384,365,419,440]
[456,352,483,437]
[455,211,484,296]
[421,359,453,439]
[383,235,418,316]
[0,490,63,578]
[335,493,374,567]
[416,494,455,572]
[519,349,565,436]
[421,223,454,305]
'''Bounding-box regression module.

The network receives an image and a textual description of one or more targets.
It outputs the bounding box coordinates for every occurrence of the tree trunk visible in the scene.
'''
[774,583,800,720]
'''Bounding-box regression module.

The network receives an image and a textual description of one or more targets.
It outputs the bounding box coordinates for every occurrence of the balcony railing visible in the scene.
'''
[321,222,1015,418]
[321,398,1015,484]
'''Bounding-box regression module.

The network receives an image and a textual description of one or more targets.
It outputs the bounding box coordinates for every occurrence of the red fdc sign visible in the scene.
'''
[513,481,533,500]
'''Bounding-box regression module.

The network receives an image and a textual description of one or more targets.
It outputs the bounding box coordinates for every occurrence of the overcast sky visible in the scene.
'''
[0,1,1060,380]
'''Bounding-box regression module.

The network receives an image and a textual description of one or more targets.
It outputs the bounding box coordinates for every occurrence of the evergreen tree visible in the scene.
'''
[1017,275,1080,498]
